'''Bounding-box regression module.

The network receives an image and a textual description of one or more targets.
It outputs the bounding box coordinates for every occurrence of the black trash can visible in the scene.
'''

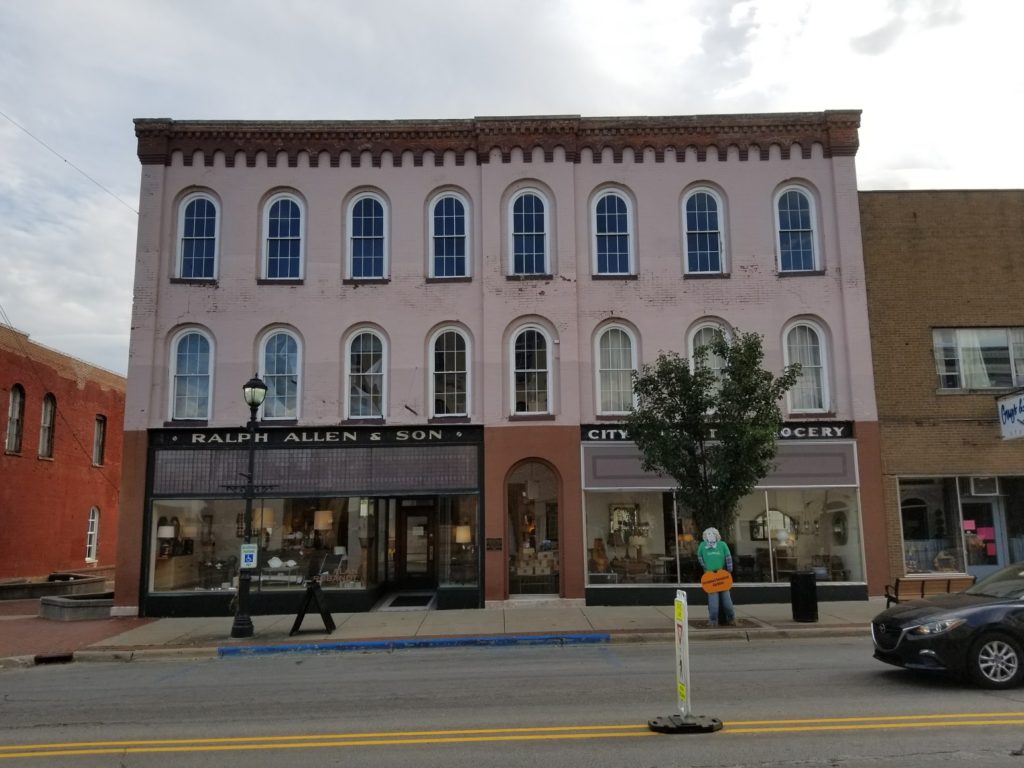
[790,570,818,622]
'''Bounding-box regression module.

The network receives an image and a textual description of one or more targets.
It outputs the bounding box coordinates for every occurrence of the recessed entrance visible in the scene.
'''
[395,502,437,591]
[507,461,560,595]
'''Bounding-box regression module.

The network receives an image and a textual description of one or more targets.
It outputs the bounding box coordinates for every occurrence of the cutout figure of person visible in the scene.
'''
[697,527,736,627]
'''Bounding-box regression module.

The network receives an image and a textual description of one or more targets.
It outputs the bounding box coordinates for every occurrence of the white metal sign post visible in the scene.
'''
[648,590,722,734]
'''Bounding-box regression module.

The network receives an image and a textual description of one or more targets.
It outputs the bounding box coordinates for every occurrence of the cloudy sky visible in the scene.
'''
[0,0,1019,375]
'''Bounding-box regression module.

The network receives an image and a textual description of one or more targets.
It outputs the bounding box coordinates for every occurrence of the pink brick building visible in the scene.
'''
[116,112,885,617]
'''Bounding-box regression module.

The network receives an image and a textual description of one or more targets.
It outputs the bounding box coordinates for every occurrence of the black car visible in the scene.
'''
[872,563,1024,688]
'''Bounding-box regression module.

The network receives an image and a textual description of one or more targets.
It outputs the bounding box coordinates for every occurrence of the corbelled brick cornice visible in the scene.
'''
[134,110,860,167]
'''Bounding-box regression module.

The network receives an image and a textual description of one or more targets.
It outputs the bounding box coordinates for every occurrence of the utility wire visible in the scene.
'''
[0,108,138,215]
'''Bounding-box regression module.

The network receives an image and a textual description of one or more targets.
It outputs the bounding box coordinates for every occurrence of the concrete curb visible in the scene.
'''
[0,655,36,670]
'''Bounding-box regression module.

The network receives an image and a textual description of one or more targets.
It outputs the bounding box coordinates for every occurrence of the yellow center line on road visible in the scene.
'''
[1,713,1023,759]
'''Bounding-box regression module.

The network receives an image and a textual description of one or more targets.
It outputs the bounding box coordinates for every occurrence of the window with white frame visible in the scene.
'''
[431,329,469,417]
[92,415,106,466]
[431,194,469,278]
[349,194,387,279]
[596,326,635,414]
[5,383,24,453]
[775,186,818,272]
[261,330,300,419]
[684,189,724,274]
[689,324,727,378]
[512,327,551,415]
[178,194,219,279]
[38,393,56,458]
[347,331,385,418]
[933,328,1024,390]
[171,330,212,420]
[785,321,829,412]
[263,194,304,279]
[593,190,632,275]
[85,507,100,562]
[510,191,548,275]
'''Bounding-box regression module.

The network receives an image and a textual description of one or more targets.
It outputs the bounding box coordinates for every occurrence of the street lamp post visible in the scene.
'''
[230,374,268,639]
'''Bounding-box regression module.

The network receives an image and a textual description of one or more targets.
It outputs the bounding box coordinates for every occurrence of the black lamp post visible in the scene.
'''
[230,374,268,639]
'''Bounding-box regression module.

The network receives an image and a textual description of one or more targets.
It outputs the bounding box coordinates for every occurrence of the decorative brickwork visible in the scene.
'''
[135,111,860,168]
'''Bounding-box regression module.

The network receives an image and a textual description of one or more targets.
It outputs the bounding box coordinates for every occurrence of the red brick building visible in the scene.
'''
[0,325,125,580]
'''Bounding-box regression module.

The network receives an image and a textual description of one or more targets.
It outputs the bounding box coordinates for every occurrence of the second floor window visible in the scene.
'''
[5,383,24,453]
[262,331,300,419]
[92,415,106,465]
[431,195,468,277]
[38,393,56,458]
[179,195,218,279]
[350,196,386,279]
[597,326,635,414]
[685,190,723,274]
[431,330,468,417]
[172,331,212,420]
[934,328,1024,390]
[85,507,100,562]
[776,187,818,272]
[690,325,727,379]
[511,192,548,275]
[594,192,631,275]
[264,196,303,279]
[348,331,384,418]
[785,322,828,412]
[513,328,550,415]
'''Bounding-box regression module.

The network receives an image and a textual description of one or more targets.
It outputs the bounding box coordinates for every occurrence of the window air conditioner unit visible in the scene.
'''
[970,477,1000,496]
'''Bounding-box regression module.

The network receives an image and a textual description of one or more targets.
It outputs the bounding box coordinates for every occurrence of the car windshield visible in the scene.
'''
[965,564,1024,599]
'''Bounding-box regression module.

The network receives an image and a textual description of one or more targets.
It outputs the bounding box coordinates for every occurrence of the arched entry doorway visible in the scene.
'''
[507,460,559,595]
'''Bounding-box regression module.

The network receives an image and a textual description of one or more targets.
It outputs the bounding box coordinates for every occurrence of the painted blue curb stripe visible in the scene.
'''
[217,633,611,657]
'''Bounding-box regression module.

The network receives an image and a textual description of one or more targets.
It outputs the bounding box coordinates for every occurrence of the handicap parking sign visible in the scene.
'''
[240,544,258,569]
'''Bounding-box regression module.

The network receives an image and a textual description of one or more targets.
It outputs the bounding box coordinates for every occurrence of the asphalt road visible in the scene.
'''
[2,636,1024,766]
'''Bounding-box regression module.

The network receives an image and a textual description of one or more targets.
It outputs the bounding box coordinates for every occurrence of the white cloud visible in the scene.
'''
[0,0,1021,371]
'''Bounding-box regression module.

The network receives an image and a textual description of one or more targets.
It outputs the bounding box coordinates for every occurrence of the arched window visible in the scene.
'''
[92,415,107,466]
[38,393,56,458]
[263,194,304,279]
[593,191,632,275]
[260,330,300,419]
[431,329,469,417]
[776,186,818,272]
[85,507,100,562]
[430,194,469,278]
[684,189,724,274]
[596,326,636,414]
[178,194,218,279]
[171,330,213,420]
[785,321,829,412]
[349,194,387,279]
[512,327,551,415]
[689,324,727,378]
[347,331,385,418]
[5,383,24,453]
[510,191,548,275]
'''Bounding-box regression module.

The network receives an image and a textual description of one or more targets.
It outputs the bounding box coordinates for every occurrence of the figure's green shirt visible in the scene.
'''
[697,541,731,572]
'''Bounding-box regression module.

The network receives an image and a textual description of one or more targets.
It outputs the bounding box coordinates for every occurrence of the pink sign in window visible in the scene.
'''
[977,527,995,541]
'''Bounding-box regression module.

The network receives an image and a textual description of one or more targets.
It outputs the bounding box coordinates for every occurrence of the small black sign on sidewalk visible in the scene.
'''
[289,579,336,636]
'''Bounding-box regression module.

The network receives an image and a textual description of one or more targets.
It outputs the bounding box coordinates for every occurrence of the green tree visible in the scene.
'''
[624,330,801,538]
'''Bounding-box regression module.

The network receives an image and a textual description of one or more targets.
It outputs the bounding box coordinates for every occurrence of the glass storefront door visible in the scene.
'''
[396,507,436,590]
[962,500,1007,581]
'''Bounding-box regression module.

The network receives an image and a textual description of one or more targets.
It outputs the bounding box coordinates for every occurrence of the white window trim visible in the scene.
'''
[593,324,637,416]
[168,328,215,421]
[92,415,106,466]
[774,184,821,273]
[591,188,636,276]
[344,329,388,420]
[85,507,100,563]
[346,192,390,280]
[687,322,730,371]
[428,326,472,418]
[261,193,306,280]
[258,328,303,421]
[176,192,220,279]
[933,327,1024,391]
[509,324,555,416]
[682,187,727,275]
[38,394,56,458]
[6,384,24,453]
[507,188,551,276]
[783,319,830,414]
[428,191,472,279]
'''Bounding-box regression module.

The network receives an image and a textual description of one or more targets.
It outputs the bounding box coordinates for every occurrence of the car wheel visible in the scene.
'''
[968,632,1024,689]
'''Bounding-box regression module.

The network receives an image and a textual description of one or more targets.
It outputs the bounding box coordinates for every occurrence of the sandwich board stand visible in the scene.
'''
[648,590,722,734]
[289,557,336,636]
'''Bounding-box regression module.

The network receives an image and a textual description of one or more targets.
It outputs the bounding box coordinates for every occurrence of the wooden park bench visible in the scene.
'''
[884,574,976,608]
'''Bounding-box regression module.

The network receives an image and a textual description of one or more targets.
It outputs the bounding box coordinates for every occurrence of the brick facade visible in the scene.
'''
[0,325,125,579]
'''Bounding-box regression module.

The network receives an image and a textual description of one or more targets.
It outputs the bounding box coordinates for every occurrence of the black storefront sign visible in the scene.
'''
[581,420,854,443]
[152,424,483,448]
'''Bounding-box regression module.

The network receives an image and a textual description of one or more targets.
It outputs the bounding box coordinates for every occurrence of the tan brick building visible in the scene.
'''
[861,190,1024,583]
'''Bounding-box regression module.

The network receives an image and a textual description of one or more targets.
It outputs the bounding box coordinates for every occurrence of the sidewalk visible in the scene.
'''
[0,597,885,669]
